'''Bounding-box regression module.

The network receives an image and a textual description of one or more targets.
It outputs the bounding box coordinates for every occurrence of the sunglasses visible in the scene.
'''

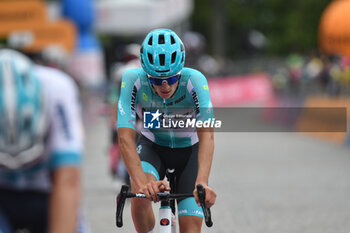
[148,74,181,86]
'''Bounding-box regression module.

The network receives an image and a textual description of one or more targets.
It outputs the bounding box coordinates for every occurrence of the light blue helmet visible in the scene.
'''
[140,29,185,77]
[0,49,48,169]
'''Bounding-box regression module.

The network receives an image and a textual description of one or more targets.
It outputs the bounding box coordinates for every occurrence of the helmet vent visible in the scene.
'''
[159,54,165,66]
[156,69,170,73]
[147,53,153,65]
[158,35,165,44]
[171,52,176,64]
[181,54,184,63]
[148,36,153,45]
[171,35,176,44]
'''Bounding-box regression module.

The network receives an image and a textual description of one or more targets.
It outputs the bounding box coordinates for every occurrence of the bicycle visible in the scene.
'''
[116,169,213,232]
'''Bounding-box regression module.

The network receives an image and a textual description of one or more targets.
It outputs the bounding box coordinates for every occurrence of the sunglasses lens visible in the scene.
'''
[149,75,180,86]
[149,78,162,85]
[167,76,179,85]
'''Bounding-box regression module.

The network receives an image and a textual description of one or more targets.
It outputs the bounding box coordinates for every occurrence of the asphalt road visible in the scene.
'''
[82,98,350,233]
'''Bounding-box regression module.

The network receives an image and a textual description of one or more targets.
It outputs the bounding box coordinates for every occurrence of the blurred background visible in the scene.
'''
[1,0,350,232]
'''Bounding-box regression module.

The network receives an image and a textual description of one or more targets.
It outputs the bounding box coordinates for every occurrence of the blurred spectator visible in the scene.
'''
[271,67,289,92]
[328,55,342,96]
[304,55,323,83]
[0,49,87,233]
[317,54,331,90]
[286,53,304,92]
[340,56,350,87]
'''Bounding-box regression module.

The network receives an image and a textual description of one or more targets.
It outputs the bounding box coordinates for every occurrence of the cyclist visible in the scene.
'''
[0,49,87,233]
[117,29,216,233]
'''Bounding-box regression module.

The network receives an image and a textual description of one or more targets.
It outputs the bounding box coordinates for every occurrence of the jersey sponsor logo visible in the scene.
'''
[192,210,203,215]
[121,82,125,88]
[142,92,148,102]
[131,86,137,118]
[118,101,125,115]
[178,209,188,215]
[143,110,161,129]
[191,89,200,116]
[175,95,185,104]
[56,103,71,139]
[203,85,209,90]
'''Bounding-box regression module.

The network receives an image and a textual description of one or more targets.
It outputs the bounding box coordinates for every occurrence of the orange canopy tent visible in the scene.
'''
[0,0,76,53]
[319,0,350,56]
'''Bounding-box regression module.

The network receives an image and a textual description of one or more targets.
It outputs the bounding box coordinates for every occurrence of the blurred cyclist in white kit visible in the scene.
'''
[0,49,87,233]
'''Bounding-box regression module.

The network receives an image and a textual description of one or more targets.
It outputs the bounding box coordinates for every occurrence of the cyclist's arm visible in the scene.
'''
[50,167,80,233]
[118,127,148,188]
[188,70,216,208]
[117,70,148,188]
[196,127,214,186]
[195,128,216,208]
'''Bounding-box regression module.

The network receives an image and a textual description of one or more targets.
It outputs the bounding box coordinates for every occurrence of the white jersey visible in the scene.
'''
[0,65,83,192]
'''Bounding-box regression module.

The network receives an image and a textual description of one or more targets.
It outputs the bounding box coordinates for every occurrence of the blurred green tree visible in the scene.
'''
[191,0,332,58]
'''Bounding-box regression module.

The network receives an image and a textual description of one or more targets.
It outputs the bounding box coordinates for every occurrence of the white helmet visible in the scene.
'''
[0,49,49,169]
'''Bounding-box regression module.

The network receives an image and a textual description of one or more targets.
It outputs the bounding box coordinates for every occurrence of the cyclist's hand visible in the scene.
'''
[194,184,216,209]
[139,180,170,202]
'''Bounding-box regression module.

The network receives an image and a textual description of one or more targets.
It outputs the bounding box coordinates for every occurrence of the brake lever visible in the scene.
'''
[116,185,129,227]
[196,184,213,227]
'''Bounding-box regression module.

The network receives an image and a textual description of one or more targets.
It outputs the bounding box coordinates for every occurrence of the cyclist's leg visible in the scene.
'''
[173,143,204,233]
[132,135,166,233]
[178,203,203,233]
[131,173,157,233]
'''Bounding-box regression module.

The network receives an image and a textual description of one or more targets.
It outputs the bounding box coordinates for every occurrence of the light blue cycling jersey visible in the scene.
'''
[117,67,213,148]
